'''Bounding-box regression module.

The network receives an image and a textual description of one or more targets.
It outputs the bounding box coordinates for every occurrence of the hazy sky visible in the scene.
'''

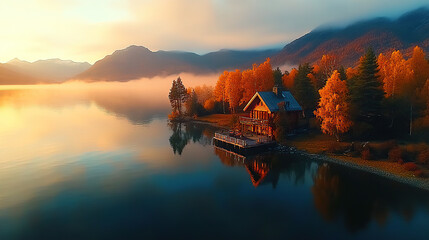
[0,0,428,64]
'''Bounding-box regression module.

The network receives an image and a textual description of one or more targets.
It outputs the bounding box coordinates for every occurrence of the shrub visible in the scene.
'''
[361,148,372,160]
[414,169,426,178]
[371,140,397,159]
[403,162,418,171]
[417,149,429,165]
[388,147,403,162]
[404,143,428,162]
[326,141,347,154]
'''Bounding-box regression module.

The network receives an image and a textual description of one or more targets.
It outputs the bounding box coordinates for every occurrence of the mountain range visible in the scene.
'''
[75,47,279,82]
[272,7,429,67]
[5,58,91,83]
[1,7,428,84]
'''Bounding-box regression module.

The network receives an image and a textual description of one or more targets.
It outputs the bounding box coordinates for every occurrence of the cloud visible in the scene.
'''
[0,0,428,63]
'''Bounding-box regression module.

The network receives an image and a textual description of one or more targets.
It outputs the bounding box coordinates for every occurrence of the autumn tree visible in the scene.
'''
[282,68,298,90]
[408,46,429,90]
[185,89,202,117]
[314,71,353,141]
[241,69,257,103]
[254,58,274,91]
[168,77,187,119]
[378,51,413,97]
[214,71,229,113]
[318,54,339,89]
[226,69,243,113]
[194,85,214,105]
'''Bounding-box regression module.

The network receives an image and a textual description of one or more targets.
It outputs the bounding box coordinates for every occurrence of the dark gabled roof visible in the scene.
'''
[243,91,302,113]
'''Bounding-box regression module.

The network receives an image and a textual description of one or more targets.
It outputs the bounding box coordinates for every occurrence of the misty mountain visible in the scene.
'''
[76,46,279,82]
[5,58,91,82]
[272,7,429,67]
[0,64,41,85]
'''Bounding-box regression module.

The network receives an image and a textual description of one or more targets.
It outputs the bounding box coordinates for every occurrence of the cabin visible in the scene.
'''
[240,86,302,138]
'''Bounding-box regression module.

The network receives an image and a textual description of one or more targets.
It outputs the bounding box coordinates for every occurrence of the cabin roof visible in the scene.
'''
[243,91,302,113]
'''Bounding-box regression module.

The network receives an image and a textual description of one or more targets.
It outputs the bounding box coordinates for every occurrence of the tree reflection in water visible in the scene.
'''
[214,145,429,234]
[312,164,429,233]
[168,122,214,155]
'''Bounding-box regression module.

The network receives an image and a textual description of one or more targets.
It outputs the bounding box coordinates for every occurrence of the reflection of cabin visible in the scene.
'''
[240,86,302,138]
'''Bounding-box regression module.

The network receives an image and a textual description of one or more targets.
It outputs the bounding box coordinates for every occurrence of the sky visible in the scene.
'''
[0,0,428,64]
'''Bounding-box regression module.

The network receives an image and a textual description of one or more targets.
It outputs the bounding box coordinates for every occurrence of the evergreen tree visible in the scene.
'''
[168,77,187,119]
[338,66,347,81]
[273,67,283,87]
[350,48,384,120]
[292,63,317,115]
[175,77,187,115]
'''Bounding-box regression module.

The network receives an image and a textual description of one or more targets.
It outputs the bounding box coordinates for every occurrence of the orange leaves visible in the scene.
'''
[226,69,243,113]
[314,71,352,140]
[214,58,274,112]
[254,58,274,91]
[282,68,297,89]
[378,51,414,98]
[409,46,429,89]
[214,71,228,102]
[242,69,257,103]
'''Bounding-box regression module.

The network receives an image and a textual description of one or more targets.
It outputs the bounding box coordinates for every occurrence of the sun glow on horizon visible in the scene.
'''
[0,0,428,64]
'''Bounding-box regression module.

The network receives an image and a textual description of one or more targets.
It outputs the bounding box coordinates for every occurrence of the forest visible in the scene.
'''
[168,46,429,170]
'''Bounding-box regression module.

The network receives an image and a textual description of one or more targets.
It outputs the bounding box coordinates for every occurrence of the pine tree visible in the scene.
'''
[168,77,187,118]
[273,67,283,87]
[350,48,384,120]
[292,63,317,114]
[175,77,187,115]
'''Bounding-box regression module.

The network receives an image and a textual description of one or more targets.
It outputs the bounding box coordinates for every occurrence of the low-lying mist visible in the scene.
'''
[0,72,220,124]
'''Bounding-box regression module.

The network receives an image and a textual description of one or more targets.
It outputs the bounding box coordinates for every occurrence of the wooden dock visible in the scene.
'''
[212,132,276,155]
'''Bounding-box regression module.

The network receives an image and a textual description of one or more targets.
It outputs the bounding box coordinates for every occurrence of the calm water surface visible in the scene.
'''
[0,83,428,239]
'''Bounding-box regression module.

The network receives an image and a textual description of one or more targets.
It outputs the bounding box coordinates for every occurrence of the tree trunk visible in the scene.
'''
[409,104,413,136]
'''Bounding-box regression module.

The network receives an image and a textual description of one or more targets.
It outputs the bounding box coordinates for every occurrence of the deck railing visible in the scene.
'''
[214,133,247,147]
[239,116,269,126]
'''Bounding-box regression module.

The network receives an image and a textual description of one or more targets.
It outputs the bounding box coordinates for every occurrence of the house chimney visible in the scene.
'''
[273,85,283,98]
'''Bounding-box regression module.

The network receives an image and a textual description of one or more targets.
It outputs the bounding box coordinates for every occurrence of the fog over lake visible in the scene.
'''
[0,76,429,239]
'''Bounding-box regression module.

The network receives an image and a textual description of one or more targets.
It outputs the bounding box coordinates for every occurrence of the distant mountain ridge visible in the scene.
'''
[5,58,91,82]
[75,46,279,82]
[272,7,429,67]
[0,64,40,85]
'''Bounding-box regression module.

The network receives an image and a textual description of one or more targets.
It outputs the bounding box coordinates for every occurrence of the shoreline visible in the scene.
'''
[282,146,429,191]
[188,115,429,192]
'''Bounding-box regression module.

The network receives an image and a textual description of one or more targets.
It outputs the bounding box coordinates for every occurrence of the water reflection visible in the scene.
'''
[312,164,429,233]
[214,147,313,188]
[168,122,213,155]
[214,144,429,235]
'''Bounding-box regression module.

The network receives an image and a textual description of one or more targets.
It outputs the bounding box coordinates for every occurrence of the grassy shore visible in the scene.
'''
[195,113,245,128]
[286,131,429,190]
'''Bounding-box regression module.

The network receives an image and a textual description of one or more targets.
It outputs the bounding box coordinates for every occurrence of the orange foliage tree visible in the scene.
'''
[241,69,257,103]
[282,68,298,90]
[314,71,353,141]
[226,69,243,113]
[320,54,338,80]
[346,67,358,80]
[214,71,229,113]
[378,51,414,97]
[254,58,274,92]
[408,46,429,90]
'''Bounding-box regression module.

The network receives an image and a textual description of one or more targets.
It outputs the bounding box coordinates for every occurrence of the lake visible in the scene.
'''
[0,82,429,239]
